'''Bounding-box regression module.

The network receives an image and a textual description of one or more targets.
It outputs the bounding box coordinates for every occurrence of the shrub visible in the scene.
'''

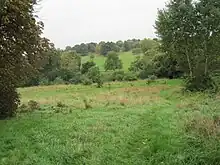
[39,78,50,86]
[148,75,157,81]
[83,98,92,109]
[123,72,138,81]
[112,71,125,81]
[146,75,157,85]
[87,66,103,88]
[102,72,114,82]
[132,48,142,55]
[81,61,96,74]
[185,75,218,93]
[53,77,65,85]
[81,75,93,85]
[18,104,28,113]
[28,100,40,111]
[0,82,19,119]
[57,101,66,108]
[69,72,82,84]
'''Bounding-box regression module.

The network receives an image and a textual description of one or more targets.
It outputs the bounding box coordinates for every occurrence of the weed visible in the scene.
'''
[185,113,220,138]
[27,100,40,111]
[83,98,92,109]
[57,101,66,108]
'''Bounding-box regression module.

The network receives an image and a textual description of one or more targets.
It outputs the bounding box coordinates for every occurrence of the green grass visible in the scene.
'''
[82,51,138,72]
[1,79,220,165]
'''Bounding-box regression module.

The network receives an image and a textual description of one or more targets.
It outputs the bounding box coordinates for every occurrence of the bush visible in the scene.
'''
[123,72,138,81]
[28,100,40,111]
[185,74,218,93]
[102,72,113,82]
[52,77,65,85]
[112,71,125,81]
[132,48,142,55]
[69,72,81,84]
[57,101,66,108]
[0,82,19,119]
[148,75,157,81]
[81,75,93,85]
[81,61,96,74]
[39,78,50,86]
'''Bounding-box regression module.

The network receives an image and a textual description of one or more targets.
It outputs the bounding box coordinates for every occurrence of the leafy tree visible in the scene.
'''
[65,46,72,52]
[81,61,96,74]
[73,43,88,56]
[123,40,133,52]
[87,66,103,88]
[60,51,81,72]
[100,42,119,56]
[87,42,97,53]
[155,0,220,91]
[141,39,159,55]
[104,51,123,71]
[60,51,81,81]
[129,56,145,72]
[132,48,142,55]
[116,40,124,51]
[0,0,48,118]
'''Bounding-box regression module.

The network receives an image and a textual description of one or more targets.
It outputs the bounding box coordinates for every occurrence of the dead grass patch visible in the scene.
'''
[185,112,220,138]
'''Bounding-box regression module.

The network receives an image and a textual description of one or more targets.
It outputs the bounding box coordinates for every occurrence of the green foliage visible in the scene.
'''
[81,61,96,74]
[156,0,220,91]
[0,0,47,118]
[69,72,82,85]
[141,38,159,54]
[132,48,142,55]
[60,51,81,72]
[39,77,50,86]
[104,51,123,71]
[52,77,65,85]
[112,71,125,81]
[81,75,93,85]
[129,56,144,72]
[56,101,67,108]
[185,75,218,93]
[87,66,103,87]
[99,42,120,56]
[27,100,40,111]
[123,72,138,81]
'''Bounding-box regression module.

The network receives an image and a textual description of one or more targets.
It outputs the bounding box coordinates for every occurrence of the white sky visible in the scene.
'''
[39,0,167,48]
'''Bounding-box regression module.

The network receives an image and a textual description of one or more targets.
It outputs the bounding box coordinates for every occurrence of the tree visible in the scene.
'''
[87,66,103,88]
[155,0,220,91]
[81,61,96,74]
[0,0,48,118]
[104,51,123,71]
[100,42,119,56]
[73,43,88,56]
[60,51,81,81]
[141,39,159,55]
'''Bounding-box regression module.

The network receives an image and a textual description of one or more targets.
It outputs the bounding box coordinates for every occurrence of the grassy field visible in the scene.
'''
[82,52,138,72]
[1,80,220,165]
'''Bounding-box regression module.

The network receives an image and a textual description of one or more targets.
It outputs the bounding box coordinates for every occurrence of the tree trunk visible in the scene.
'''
[186,49,193,77]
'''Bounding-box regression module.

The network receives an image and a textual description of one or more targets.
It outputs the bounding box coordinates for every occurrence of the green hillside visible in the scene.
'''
[82,52,140,72]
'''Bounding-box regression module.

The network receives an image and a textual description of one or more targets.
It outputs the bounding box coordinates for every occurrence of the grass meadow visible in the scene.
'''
[1,79,220,164]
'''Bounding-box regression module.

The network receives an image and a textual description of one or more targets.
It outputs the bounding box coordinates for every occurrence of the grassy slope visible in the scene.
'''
[1,80,220,165]
[82,52,137,72]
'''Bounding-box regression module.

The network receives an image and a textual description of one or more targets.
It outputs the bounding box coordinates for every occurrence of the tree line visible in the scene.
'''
[65,39,144,56]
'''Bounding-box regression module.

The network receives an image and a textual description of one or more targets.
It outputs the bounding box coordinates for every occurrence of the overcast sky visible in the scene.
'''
[39,0,167,48]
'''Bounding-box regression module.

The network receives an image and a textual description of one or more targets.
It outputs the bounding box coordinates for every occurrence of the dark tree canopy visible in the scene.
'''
[0,0,48,118]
